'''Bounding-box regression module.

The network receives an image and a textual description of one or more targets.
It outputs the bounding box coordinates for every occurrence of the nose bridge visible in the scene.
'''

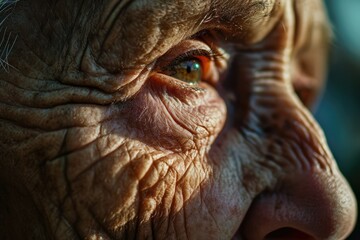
[248,79,333,172]
[258,83,336,173]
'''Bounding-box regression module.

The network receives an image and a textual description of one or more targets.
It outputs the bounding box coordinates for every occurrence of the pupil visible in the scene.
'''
[186,63,192,73]
[171,60,202,84]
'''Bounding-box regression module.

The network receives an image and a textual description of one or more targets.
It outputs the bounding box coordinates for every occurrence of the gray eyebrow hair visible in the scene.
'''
[0,0,18,72]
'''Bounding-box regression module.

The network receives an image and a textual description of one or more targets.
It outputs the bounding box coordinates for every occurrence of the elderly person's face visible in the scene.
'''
[0,0,357,239]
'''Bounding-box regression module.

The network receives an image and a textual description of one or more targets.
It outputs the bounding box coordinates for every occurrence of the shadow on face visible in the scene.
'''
[0,0,357,239]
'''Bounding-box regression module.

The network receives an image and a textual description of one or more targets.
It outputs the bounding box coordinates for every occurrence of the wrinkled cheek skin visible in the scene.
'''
[43,76,231,239]
[0,0,357,240]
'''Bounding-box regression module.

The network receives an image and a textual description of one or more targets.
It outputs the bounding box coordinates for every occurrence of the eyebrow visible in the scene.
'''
[210,0,278,22]
[102,0,277,32]
[96,0,281,70]
[187,0,280,42]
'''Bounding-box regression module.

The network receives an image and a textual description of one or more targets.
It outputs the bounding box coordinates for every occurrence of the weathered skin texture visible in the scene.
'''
[0,0,357,239]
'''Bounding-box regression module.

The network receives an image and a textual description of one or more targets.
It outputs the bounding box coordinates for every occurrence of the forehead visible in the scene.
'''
[95,0,283,69]
[121,0,279,23]
[101,0,279,28]
[101,0,281,43]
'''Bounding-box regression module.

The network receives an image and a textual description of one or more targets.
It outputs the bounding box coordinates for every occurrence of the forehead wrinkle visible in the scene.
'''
[96,0,280,70]
[215,0,275,13]
[123,0,214,40]
[115,0,213,28]
[214,0,282,40]
[96,0,215,70]
[102,0,273,38]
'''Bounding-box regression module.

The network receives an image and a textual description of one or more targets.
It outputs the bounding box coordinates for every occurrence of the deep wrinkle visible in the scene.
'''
[0,0,356,239]
[93,0,283,73]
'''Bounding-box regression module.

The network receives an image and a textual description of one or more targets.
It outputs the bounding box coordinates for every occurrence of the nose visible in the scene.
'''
[241,170,357,240]
[239,85,357,240]
[229,1,357,236]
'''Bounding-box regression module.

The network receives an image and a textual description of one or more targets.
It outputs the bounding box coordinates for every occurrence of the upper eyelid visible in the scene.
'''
[165,49,213,69]
[166,49,230,78]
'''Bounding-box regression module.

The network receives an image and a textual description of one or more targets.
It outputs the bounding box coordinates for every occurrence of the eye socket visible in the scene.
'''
[163,50,212,85]
[155,38,229,87]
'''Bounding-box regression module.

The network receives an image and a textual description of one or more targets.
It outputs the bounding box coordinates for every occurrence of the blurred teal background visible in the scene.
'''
[316,1,360,238]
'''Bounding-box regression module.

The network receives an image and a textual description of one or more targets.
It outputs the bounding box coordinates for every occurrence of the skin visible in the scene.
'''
[0,0,357,239]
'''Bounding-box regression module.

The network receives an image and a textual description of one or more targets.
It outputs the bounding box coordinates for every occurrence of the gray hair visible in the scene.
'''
[0,0,18,72]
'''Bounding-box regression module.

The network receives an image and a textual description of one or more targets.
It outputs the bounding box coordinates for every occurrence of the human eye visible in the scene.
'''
[155,39,228,87]
[163,49,212,85]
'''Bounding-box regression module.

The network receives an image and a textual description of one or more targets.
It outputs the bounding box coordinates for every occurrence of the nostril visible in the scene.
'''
[265,227,315,240]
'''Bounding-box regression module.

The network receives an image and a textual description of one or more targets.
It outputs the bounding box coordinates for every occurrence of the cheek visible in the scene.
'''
[43,73,245,238]
[121,75,227,151]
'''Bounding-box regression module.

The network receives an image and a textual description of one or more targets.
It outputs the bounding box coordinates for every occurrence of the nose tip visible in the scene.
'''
[241,170,357,240]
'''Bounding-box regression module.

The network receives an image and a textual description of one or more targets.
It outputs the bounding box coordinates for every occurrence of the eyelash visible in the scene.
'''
[168,49,213,67]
